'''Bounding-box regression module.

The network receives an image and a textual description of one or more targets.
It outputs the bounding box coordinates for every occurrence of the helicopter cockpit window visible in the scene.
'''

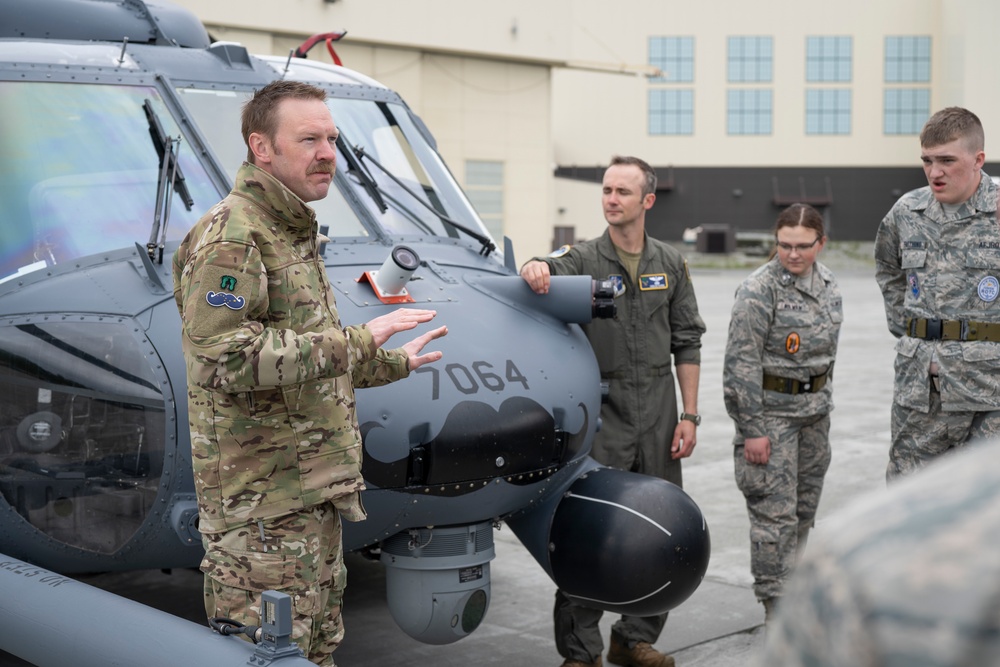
[175,87,495,252]
[0,320,165,554]
[0,82,219,283]
[327,98,495,246]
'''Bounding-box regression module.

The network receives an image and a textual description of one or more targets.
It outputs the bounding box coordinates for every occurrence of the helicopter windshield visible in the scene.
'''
[176,87,493,246]
[0,81,220,283]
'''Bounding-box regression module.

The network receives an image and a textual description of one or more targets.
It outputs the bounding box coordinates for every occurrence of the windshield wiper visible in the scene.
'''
[143,99,193,264]
[335,133,388,214]
[341,137,496,257]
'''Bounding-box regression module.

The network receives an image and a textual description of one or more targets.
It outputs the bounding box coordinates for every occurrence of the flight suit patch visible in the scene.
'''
[609,274,626,297]
[639,273,668,291]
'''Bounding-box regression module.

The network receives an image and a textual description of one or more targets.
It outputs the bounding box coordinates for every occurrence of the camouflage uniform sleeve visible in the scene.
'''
[351,344,410,388]
[669,259,705,365]
[874,209,906,338]
[723,276,773,439]
[177,240,377,392]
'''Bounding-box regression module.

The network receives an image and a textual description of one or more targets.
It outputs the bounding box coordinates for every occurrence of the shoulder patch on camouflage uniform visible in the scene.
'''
[206,291,247,310]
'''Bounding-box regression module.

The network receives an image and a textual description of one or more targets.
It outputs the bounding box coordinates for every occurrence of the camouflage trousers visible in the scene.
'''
[201,503,346,666]
[888,388,1000,482]
[733,412,831,602]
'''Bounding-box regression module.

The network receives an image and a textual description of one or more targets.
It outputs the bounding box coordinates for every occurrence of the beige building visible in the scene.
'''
[172,0,1000,261]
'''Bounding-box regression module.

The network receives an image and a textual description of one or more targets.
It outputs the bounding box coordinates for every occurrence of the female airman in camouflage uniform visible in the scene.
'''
[723,203,843,621]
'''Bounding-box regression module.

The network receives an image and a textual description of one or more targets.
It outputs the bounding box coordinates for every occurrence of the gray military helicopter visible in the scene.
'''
[0,1,710,664]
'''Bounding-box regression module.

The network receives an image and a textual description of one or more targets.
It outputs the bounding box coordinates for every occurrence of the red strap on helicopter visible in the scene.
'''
[325,38,343,66]
[292,31,347,63]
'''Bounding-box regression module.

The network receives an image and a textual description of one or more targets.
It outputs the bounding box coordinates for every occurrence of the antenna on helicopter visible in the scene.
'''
[116,36,129,65]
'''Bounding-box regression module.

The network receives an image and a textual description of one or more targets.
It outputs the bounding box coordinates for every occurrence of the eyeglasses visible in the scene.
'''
[775,238,821,253]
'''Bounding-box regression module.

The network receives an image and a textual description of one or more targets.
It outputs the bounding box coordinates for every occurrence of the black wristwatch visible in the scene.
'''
[680,412,701,426]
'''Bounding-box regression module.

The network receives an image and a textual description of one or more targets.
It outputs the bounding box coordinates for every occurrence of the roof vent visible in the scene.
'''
[207,41,252,69]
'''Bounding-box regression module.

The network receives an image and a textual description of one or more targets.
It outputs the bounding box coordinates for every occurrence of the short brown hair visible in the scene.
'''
[920,107,984,153]
[609,155,657,196]
[242,80,328,163]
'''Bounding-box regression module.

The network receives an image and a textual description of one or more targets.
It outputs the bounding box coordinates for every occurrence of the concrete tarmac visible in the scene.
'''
[0,251,897,667]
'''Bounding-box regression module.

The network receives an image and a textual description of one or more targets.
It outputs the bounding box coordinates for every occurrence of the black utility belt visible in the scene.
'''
[762,371,829,395]
[906,318,1000,342]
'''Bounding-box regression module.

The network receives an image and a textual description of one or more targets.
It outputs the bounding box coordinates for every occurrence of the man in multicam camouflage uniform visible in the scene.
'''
[521,155,705,667]
[723,204,842,623]
[875,107,1000,482]
[172,80,447,666]
[758,439,1000,667]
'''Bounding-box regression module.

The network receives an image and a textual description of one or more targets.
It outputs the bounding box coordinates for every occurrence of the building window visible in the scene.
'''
[465,160,504,241]
[728,36,772,83]
[727,89,772,135]
[884,89,930,135]
[806,36,852,82]
[649,36,694,82]
[885,36,931,82]
[649,89,694,135]
[806,89,851,135]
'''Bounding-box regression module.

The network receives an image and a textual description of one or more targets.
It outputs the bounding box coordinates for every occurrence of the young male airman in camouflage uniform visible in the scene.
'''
[758,439,1000,667]
[875,107,1000,481]
[172,80,446,666]
[521,155,706,667]
[723,204,842,622]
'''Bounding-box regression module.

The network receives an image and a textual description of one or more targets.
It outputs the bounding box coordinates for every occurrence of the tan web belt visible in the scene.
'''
[762,371,829,395]
[906,318,1000,341]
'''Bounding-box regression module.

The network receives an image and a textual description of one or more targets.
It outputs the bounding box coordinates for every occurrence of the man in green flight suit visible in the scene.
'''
[520,155,706,667]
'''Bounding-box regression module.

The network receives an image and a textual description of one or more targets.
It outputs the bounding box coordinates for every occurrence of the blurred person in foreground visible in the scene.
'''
[758,439,1000,666]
